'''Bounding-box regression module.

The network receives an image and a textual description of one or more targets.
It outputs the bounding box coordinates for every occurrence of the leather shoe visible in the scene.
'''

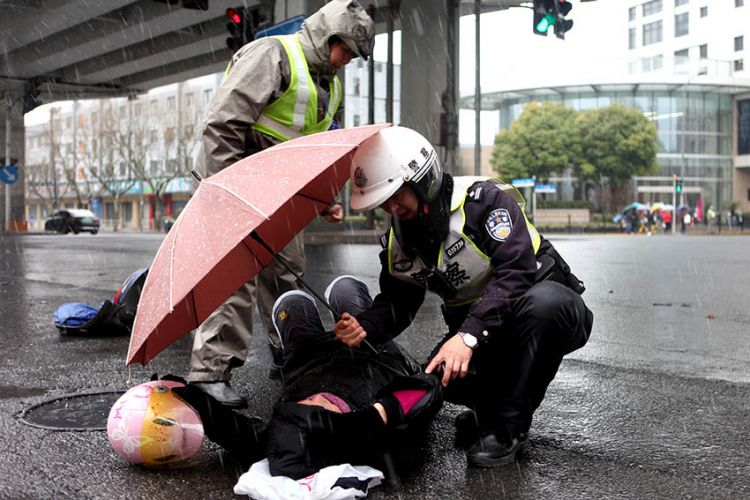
[467,430,528,468]
[190,381,248,409]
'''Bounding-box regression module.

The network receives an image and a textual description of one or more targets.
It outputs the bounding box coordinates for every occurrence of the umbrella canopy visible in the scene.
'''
[650,202,674,212]
[127,124,390,365]
[622,202,650,213]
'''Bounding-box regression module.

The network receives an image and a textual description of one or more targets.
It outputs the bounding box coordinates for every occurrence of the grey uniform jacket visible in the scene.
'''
[196,0,374,177]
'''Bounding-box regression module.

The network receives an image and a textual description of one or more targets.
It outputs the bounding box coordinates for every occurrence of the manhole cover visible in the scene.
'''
[18,391,125,431]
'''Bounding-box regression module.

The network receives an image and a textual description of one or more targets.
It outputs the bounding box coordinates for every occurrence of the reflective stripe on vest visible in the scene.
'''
[249,34,342,142]
[387,176,541,306]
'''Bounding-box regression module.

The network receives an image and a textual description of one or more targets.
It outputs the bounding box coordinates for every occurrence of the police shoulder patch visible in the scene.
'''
[485,208,513,242]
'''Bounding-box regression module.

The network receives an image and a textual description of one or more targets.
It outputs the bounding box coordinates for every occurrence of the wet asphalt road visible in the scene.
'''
[0,232,748,499]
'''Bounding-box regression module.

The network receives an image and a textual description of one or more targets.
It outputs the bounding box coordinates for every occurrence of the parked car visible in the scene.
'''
[44,209,100,234]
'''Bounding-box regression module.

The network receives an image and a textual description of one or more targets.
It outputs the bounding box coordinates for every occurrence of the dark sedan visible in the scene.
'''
[44,209,100,234]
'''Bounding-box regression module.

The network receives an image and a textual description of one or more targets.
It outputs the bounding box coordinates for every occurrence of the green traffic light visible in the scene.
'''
[536,14,555,33]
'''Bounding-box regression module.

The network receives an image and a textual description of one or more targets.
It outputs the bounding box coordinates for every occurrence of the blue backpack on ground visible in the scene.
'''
[54,268,148,336]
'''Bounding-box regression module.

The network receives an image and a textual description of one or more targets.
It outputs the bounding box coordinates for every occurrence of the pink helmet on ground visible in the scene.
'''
[107,380,204,467]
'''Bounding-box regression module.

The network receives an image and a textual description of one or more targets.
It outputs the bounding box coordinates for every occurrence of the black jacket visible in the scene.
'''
[356,179,539,346]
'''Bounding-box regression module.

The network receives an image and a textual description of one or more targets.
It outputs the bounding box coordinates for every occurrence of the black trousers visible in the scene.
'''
[272,276,421,408]
[438,281,593,434]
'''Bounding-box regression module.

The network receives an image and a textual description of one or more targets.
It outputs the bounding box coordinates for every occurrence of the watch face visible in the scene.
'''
[462,333,478,348]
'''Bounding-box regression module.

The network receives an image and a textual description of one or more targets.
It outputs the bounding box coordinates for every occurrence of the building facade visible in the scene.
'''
[24,58,398,232]
[25,74,220,231]
[461,0,750,214]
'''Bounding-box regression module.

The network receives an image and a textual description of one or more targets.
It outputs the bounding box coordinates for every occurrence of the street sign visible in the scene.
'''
[0,166,19,185]
[512,177,536,188]
[255,15,304,39]
[535,183,557,193]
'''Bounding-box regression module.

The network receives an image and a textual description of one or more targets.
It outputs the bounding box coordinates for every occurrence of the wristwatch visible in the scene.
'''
[459,332,478,350]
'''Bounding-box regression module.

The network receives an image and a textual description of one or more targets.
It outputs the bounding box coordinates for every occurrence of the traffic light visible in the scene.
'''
[553,1,573,39]
[225,7,246,53]
[533,0,555,36]
[533,0,574,40]
[676,177,684,193]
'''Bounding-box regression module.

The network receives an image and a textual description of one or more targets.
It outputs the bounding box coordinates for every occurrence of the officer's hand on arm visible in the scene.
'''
[425,333,474,387]
[322,203,344,224]
[334,312,367,347]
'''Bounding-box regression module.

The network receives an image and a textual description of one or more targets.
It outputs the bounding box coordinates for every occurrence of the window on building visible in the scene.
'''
[353,115,360,127]
[653,54,664,70]
[699,44,708,58]
[641,57,653,72]
[185,93,194,107]
[150,99,158,111]
[184,125,194,139]
[700,6,707,17]
[675,12,689,36]
[353,77,360,96]
[739,99,750,154]
[629,28,637,49]
[203,89,211,103]
[736,0,744,7]
[119,162,127,177]
[674,49,688,66]
[643,20,663,45]
[92,111,98,125]
[166,159,178,173]
[735,59,745,71]
[629,6,636,21]
[735,36,744,51]
[164,127,176,142]
[134,102,142,116]
[149,160,159,176]
[149,130,158,143]
[167,96,176,110]
[65,117,72,128]
[376,63,383,73]
[642,0,662,16]
[675,0,688,6]
[119,105,126,118]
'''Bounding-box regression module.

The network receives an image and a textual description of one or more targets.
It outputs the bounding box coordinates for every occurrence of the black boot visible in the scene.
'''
[190,381,248,409]
[467,429,528,468]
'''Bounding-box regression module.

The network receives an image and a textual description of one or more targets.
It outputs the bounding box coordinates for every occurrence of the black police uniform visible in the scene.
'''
[355,176,594,439]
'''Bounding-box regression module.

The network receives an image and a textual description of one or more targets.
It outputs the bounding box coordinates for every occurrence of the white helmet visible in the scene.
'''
[350,126,443,212]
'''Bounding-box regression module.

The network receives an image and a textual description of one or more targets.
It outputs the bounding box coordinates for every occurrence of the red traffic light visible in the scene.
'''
[226,8,242,25]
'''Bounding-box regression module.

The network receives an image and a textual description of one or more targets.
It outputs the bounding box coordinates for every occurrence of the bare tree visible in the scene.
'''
[127,87,200,231]
[78,103,136,232]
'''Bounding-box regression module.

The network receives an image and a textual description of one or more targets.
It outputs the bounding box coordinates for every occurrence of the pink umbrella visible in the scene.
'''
[127,124,390,365]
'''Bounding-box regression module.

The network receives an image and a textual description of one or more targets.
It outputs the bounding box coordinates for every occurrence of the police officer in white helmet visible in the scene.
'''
[335,126,593,467]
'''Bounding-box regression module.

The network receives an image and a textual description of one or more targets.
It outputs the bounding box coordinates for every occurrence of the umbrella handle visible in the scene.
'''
[249,231,379,355]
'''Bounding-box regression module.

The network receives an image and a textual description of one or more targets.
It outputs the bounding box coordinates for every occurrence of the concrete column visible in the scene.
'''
[400,0,459,169]
[0,90,26,233]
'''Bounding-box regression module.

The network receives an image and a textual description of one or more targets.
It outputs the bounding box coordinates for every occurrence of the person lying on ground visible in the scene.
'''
[174,275,443,480]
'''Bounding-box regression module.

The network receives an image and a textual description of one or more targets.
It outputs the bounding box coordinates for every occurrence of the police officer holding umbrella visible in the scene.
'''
[334,126,593,467]
[189,0,374,407]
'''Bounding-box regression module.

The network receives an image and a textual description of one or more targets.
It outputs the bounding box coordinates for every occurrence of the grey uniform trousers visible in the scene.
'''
[188,232,305,382]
